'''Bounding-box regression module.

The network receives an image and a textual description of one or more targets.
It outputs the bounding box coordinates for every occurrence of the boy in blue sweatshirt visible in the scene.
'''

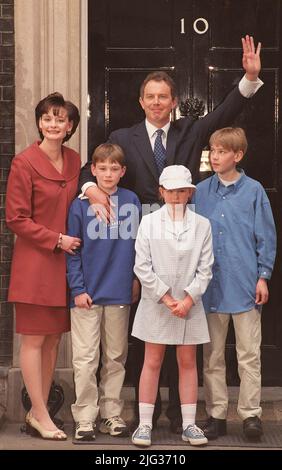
[194,127,276,441]
[67,143,141,441]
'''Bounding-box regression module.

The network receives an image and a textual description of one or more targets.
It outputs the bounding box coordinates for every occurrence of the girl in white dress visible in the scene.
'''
[131,165,213,447]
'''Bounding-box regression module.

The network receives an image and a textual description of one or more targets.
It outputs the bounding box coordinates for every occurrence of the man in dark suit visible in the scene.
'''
[78,35,262,433]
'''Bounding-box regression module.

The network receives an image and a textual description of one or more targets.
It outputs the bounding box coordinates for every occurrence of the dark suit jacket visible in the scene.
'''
[79,86,248,204]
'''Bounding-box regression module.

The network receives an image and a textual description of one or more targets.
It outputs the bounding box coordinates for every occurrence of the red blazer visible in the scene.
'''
[6,142,81,306]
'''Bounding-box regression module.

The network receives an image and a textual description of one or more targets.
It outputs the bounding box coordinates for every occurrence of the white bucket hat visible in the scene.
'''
[159,165,196,189]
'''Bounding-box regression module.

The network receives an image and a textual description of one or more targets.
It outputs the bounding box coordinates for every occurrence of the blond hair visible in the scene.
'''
[209,127,248,155]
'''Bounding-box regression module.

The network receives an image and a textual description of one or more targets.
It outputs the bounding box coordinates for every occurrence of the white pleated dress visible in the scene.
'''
[132,205,213,345]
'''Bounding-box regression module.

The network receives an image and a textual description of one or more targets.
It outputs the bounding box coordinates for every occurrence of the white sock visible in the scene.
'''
[139,402,154,429]
[181,403,197,430]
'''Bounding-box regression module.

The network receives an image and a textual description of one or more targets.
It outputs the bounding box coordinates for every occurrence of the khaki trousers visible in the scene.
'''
[203,308,262,421]
[71,304,130,422]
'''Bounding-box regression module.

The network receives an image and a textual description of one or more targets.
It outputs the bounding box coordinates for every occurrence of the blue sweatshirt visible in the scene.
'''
[67,187,141,307]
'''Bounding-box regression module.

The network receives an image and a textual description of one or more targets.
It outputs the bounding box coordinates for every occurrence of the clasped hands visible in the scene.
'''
[161,292,194,318]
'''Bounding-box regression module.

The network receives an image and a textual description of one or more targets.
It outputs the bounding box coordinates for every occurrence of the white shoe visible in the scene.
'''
[182,424,208,446]
[132,424,152,446]
[75,421,95,440]
[99,416,129,437]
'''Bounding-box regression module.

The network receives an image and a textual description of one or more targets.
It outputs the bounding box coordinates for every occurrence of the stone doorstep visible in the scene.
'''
[3,367,282,424]
[122,387,282,424]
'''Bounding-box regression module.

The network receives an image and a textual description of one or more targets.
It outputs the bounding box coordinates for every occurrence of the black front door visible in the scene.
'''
[88,0,282,385]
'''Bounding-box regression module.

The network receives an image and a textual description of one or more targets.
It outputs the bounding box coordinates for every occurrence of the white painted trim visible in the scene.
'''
[80,0,88,166]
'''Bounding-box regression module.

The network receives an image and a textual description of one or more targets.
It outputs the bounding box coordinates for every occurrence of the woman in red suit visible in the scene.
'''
[6,93,81,440]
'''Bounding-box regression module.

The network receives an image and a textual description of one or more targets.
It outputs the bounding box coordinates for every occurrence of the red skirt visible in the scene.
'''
[15,303,70,335]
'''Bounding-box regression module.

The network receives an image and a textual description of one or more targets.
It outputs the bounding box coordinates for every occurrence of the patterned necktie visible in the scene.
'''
[153,129,166,175]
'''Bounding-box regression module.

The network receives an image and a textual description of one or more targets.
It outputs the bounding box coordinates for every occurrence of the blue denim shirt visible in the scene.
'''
[193,170,276,314]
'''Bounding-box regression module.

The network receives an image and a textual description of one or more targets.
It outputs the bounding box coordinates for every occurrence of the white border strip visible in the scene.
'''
[80,0,88,165]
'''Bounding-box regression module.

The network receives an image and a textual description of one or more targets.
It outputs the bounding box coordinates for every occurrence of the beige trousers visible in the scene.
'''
[71,304,130,423]
[203,308,262,421]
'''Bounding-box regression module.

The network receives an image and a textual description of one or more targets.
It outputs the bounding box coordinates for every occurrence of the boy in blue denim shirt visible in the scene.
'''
[194,127,276,440]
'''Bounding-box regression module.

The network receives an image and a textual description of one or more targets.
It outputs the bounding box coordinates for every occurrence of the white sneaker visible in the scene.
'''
[182,424,208,446]
[132,424,152,446]
[75,421,95,440]
[99,416,129,437]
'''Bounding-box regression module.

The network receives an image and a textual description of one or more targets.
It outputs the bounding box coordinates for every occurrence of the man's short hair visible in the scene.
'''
[91,143,125,166]
[209,127,248,155]
[140,71,177,99]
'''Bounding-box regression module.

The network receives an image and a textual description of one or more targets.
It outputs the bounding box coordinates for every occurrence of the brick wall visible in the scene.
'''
[0,0,14,365]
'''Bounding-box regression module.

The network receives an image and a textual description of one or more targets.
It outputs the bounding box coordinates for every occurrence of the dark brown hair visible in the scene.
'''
[209,127,248,155]
[140,71,177,99]
[92,143,125,166]
[35,92,80,143]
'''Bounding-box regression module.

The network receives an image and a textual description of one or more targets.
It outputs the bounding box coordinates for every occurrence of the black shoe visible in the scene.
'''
[243,416,263,438]
[169,418,182,435]
[203,416,227,440]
